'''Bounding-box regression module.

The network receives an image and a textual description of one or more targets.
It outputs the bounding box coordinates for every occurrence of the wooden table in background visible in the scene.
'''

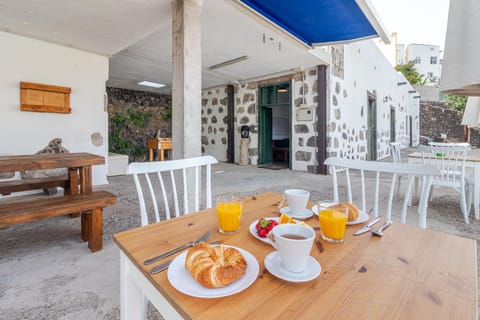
[113,192,477,320]
[148,137,172,161]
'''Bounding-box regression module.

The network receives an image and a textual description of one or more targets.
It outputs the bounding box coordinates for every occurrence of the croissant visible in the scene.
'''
[185,242,247,288]
[328,202,360,221]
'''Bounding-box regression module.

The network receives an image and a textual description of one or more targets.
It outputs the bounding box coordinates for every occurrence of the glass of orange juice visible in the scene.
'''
[318,201,348,243]
[216,195,243,234]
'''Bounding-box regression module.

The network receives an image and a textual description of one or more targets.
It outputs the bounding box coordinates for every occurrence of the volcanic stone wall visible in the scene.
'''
[107,87,172,161]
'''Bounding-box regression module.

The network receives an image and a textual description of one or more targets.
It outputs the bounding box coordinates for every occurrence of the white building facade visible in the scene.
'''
[201,39,419,173]
[406,44,442,85]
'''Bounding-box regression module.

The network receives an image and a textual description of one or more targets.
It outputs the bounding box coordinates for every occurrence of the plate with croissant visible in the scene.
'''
[311,202,369,225]
[167,242,259,298]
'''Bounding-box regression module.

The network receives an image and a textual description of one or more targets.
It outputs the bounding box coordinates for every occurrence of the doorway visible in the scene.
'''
[258,82,291,169]
[390,106,396,142]
[367,93,377,160]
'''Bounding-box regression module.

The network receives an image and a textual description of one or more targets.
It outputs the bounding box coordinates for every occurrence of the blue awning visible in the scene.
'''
[239,0,389,46]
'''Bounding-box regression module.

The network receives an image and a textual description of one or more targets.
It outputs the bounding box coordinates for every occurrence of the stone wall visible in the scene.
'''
[291,68,319,172]
[419,101,480,146]
[420,101,465,142]
[107,87,172,161]
[234,82,259,165]
[201,87,229,161]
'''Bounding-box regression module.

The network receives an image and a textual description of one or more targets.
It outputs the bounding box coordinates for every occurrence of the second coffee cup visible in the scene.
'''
[284,189,310,215]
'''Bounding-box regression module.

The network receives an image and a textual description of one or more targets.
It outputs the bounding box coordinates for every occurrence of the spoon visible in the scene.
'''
[371,220,392,237]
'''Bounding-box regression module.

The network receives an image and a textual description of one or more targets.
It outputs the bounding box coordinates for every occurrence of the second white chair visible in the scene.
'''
[324,157,441,228]
[419,145,473,223]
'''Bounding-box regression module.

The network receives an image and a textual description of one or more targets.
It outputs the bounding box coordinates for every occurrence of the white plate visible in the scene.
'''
[167,245,259,298]
[248,217,313,246]
[279,207,314,220]
[264,251,321,283]
[311,203,369,225]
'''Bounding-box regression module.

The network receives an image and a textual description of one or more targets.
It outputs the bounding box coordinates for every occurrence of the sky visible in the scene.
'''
[369,0,450,51]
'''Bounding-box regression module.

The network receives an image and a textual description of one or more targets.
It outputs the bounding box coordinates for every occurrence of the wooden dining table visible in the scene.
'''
[113,192,477,320]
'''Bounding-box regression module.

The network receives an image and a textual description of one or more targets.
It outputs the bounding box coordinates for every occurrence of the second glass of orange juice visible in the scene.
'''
[216,195,243,234]
[318,202,348,243]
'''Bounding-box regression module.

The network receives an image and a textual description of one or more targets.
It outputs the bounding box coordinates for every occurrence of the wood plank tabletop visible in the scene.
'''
[0,152,104,172]
[113,192,478,320]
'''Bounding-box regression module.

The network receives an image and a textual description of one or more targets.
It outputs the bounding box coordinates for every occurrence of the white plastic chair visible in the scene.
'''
[127,155,218,226]
[419,145,473,223]
[390,142,402,194]
[324,157,440,228]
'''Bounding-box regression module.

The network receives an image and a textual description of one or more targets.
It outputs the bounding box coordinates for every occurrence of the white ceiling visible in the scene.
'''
[0,0,330,94]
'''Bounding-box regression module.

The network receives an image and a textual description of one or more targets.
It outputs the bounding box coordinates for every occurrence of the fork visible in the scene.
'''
[150,240,224,274]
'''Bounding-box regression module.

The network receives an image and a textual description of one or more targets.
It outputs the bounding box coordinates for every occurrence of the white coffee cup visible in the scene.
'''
[284,189,310,215]
[271,224,315,273]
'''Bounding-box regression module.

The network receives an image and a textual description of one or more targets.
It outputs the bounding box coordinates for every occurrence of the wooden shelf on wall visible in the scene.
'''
[20,81,71,114]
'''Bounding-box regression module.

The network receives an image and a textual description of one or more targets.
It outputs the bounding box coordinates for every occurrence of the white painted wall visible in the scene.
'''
[329,40,418,160]
[0,32,109,185]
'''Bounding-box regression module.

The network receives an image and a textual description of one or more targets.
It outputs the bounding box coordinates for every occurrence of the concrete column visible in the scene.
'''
[171,0,202,159]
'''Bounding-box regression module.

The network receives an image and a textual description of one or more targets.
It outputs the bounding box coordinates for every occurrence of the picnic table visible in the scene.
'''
[0,152,117,252]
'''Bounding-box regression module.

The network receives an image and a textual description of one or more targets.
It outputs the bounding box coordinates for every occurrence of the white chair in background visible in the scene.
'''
[389,142,403,194]
[127,155,218,226]
[324,157,440,228]
[419,145,473,223]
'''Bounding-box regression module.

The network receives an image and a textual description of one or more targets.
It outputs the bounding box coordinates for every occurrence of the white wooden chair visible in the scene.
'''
[127,155,218,226]
[419,145,473,223]
[324,157,441,228]
[389,142,402,194]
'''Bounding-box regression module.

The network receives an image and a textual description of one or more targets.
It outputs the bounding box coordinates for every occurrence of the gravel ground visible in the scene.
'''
[1,153,479,319]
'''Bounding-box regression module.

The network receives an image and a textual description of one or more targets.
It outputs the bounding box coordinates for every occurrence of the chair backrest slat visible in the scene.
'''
[127,155,218,226]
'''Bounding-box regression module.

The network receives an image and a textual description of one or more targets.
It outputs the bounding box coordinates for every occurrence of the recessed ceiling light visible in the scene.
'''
[137,81,165,88]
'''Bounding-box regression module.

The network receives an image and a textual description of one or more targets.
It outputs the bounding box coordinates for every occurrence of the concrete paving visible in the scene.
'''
[1,152,479,319]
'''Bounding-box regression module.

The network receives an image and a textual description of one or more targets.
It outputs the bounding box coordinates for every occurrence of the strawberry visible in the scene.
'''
[256,218,278,238]
[258,228,268,238]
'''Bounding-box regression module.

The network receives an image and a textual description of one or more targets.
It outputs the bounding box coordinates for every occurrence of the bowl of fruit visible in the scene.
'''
[249,214,312,245]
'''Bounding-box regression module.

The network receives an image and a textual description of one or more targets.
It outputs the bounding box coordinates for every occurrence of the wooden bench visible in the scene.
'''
[0,190,117,252]
[0,175,68,195]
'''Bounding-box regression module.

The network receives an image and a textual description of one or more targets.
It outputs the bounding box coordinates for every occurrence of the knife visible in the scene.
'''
[353,217,381,236]
[150,240,224,274]
[144,230,211,265]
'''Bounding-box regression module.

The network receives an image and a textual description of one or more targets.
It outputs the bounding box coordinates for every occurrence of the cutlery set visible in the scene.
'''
[353,217,392,236]
[145,230,223,274]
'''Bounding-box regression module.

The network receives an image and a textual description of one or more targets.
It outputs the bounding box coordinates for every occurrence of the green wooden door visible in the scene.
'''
[367,94,377,160]
[258,82,290,165]
[259,106,272,164]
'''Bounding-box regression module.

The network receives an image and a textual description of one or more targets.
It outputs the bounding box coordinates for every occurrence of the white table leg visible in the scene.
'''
[119,251,183,320]
[120,252,147,320]
[417,176,432,229]
[475,164,480,220]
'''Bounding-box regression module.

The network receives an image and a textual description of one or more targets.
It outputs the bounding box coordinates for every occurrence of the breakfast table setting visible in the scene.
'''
[113,190,477,320]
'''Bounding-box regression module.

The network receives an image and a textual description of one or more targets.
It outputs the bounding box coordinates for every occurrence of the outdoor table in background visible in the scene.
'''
[113,192,477,320]
[0,152,104,196]
[148,137,172,161]
[408,148,480,220]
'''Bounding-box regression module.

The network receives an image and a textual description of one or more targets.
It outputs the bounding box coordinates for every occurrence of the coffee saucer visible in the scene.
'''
[279,207,313,220]
[264,251,321,283]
